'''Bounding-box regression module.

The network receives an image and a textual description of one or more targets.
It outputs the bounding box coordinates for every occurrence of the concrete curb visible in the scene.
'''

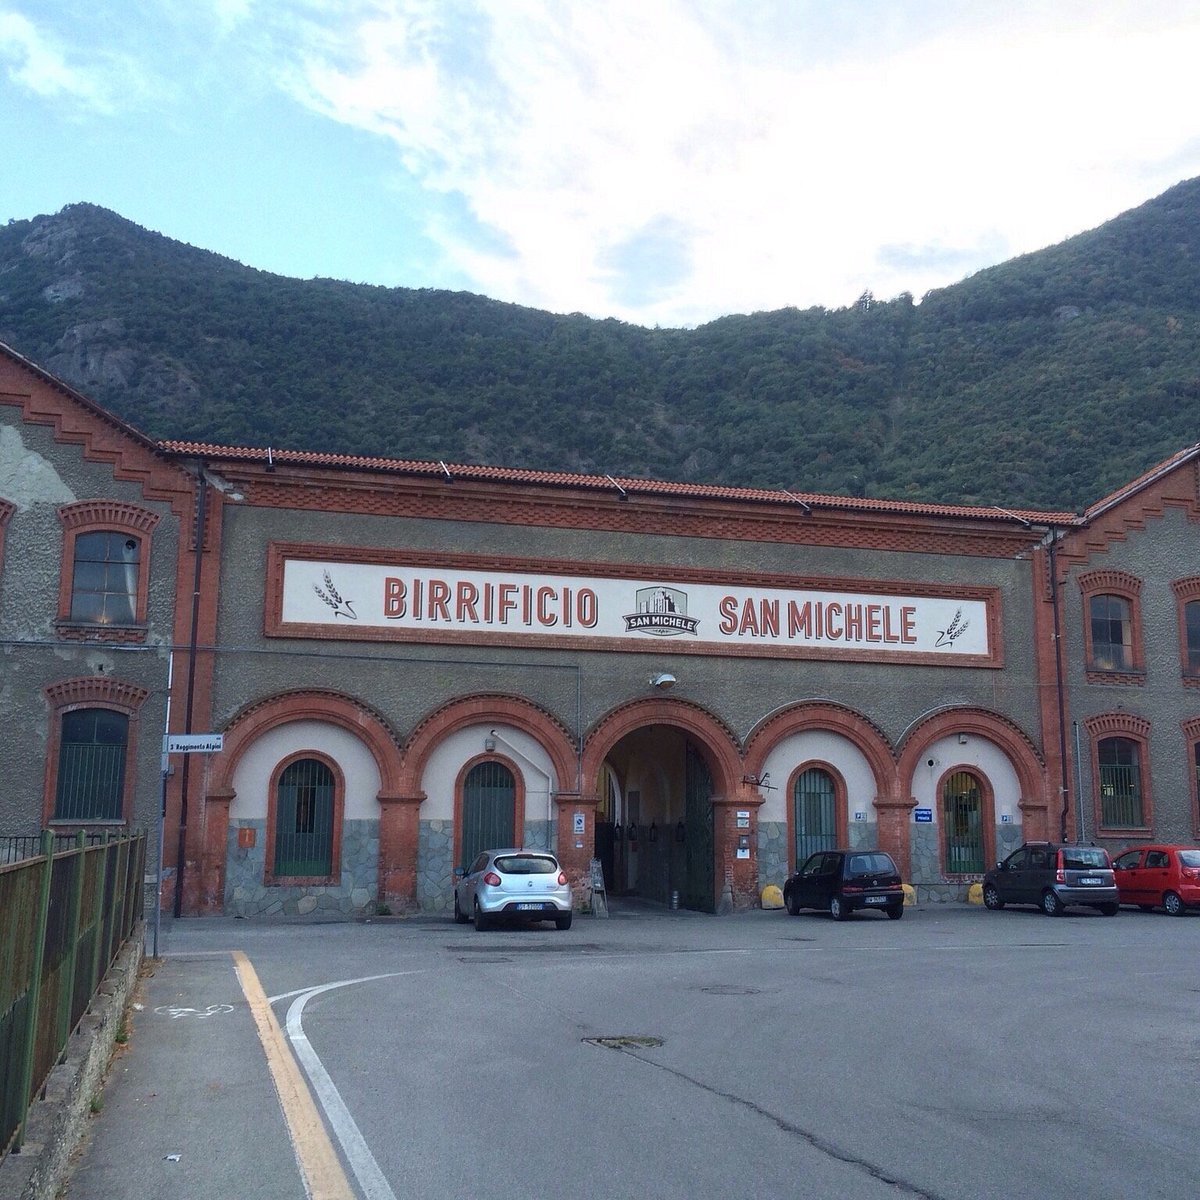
[0,925,144,1200]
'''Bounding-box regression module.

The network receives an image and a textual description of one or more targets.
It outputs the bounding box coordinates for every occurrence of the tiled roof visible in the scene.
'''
[1081,442,1200,519]
[159,439,1079,526]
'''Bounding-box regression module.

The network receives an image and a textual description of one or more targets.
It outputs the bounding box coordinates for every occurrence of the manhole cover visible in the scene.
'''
[458,956,513,964]
[584,1035,664,1049]
[699,984,761,996]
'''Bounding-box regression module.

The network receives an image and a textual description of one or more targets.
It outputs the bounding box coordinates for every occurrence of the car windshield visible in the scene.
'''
[1177,850,1200,868]
[1060,848,1109,869]
[846,853,896,875]
[494,854,557,875]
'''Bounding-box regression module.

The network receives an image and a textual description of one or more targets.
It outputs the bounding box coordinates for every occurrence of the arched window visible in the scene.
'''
[272,757,336,879]
[1184,600,1200,675]
[460,760,516,870]
[1097,737,1143,828]
[56,501,159,639]
[793,767,839,865]
[53,708,128,822]
[1089,594,1133,671]
[941,770,985,874]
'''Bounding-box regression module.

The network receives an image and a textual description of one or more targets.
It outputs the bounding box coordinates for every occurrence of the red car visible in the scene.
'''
[1111,844,1200,915]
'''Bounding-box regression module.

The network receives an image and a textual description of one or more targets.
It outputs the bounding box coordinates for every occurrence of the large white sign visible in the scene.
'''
[278,558,991,658]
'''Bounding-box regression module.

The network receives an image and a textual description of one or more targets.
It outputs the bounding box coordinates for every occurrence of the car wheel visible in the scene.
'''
[453,893,469,924]
[555,911,573,931]
[1163,890,1185,917]
[473,899,491,931]
[885,904,904,920]
[982,884,1004,911]
[1099,903,1119,917]
[1041,889,1063,916]
[829,895,849,921]
[785,890,800,916]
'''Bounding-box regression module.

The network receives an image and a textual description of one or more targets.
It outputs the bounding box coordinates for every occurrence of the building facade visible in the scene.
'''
[3,340,1197,917]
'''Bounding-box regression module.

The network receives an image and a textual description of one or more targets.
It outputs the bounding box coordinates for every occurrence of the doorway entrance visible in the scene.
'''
[594,724,715,911]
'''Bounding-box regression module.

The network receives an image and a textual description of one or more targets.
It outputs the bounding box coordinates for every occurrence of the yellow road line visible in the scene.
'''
[231,950,356,1200]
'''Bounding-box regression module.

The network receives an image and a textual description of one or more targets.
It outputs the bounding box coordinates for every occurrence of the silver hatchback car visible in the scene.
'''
[453,849,574,930]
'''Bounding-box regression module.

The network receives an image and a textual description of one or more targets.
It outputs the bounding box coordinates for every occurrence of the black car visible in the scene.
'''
[783,849,905,920]
[982,842,1119,916]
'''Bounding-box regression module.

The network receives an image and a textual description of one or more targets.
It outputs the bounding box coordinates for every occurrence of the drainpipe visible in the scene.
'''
[173,464,208,917]
[1048,530,1071,842]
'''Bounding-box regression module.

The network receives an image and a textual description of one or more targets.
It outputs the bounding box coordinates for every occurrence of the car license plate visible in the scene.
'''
[1079,877,1102,885]
[515,902,547,911]
[865,895,887,904]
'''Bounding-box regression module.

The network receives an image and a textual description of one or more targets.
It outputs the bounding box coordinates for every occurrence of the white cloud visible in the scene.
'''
[0,7,160,115]
[264,1,1200,325]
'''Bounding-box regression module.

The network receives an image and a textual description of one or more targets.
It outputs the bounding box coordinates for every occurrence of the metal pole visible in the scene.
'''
[154,652,174,957]
[1048,532,1071,841]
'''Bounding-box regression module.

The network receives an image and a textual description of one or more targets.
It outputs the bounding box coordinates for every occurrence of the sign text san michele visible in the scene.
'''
[278,556,991,658]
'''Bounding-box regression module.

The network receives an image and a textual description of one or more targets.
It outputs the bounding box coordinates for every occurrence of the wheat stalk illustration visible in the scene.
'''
[935,607,968,647]
[313,571,357,619]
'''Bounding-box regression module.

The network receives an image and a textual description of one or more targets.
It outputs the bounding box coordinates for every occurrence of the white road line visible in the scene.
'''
[281,973,422,1200]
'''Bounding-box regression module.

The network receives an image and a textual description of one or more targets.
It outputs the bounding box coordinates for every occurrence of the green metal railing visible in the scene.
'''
[0,829,145,1158]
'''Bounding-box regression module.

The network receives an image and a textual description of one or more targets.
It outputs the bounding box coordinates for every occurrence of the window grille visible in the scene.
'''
[942,770,984,874]
[461,760,515,870]
[1098,738,1142,827]
[793,767,837,864]
[273,758,335,877]
[70,531,139,624]
[53,708,127,821]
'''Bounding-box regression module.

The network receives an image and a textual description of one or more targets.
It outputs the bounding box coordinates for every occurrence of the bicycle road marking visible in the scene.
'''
[232,950,356,1200]
[153,1003,235,1019]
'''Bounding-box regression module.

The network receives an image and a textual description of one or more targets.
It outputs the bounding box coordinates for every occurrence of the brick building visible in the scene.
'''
[3,339,1197,916]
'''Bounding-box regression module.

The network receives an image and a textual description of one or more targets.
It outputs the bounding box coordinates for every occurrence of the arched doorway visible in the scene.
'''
[941,769,987,875]
[460,759,517,870]
[792,765,841,865]
[593,724,715,912]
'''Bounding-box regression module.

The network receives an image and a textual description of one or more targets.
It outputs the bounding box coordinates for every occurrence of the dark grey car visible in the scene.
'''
[783,849,905,920]
[982,842,1119,916]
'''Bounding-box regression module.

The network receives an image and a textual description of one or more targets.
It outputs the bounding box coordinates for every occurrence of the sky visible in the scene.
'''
[4,1,1200,329]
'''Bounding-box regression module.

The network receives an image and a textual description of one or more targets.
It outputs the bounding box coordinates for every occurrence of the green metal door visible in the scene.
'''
[461,761,516,870]
[793,767,837,865]
[274,758,335,877]
[683,742,714,912]
[941,770,984,874]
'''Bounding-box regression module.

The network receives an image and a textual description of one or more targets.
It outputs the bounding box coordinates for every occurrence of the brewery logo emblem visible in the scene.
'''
[623,586,700,637]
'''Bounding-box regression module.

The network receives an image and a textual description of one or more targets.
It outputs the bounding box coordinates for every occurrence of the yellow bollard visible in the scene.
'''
[760,884,784,910]
[902,883,917,906]
[967,882,983,905]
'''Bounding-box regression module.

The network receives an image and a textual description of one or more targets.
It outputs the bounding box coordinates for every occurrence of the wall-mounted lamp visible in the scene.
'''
[484,734,496,752]
[675,821,686,843]
[650,672,676,690]
[613,822,623,841]
[958,733,968,745]
[648,821,658,843]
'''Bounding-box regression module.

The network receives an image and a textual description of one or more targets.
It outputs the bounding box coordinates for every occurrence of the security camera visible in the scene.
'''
[927,758,936,767]
[650,673,677,690]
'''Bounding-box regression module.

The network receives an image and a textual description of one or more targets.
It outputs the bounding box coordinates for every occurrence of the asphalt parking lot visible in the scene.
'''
[66,901,1199,1200]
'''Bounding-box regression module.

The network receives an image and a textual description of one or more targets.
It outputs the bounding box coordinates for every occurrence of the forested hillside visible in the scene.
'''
[2,178,1199,509]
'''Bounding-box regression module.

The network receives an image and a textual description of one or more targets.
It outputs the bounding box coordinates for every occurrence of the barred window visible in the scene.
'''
[1098,737,1142,827]
[53,708,128,822]
[1185,600,1200,673]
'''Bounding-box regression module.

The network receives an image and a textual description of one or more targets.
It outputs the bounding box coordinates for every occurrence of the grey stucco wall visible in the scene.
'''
[0,415,179,865]
[1061,505,1199,848]
[210,500,1046,757]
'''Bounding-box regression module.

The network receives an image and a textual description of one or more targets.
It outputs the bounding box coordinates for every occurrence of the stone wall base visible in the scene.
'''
[0,927,144,1200]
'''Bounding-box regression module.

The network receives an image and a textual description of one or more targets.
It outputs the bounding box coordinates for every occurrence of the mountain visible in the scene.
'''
[2,180,1199,510]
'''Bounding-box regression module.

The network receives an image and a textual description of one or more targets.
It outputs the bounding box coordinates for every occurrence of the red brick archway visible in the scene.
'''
[897,707,1049,842]
[196,689,404,913]
[581,697,753,909]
